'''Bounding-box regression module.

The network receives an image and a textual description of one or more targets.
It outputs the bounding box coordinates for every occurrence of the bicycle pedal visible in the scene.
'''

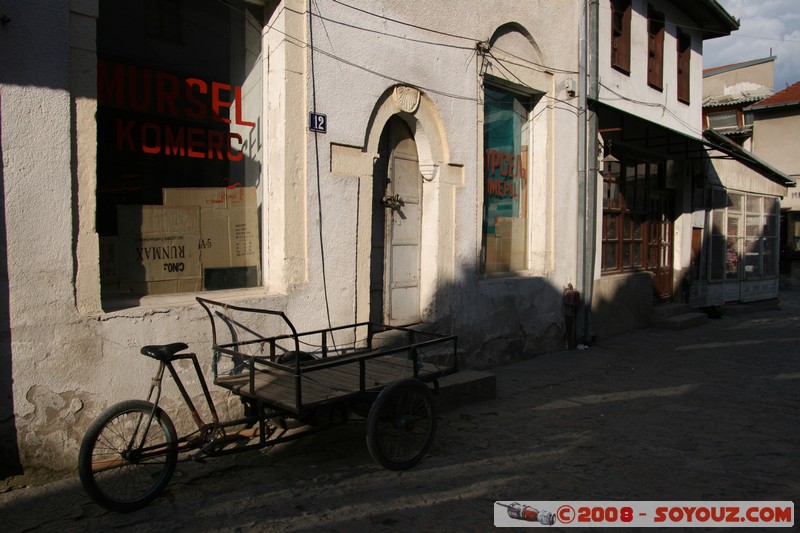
[190,452,207,464]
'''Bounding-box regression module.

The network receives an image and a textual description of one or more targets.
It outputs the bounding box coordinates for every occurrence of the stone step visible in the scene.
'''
[655,311,709,330]
[652,302,692,322]
[434,369,496,412]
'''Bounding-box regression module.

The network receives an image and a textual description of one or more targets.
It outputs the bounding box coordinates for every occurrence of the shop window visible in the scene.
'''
[707,111,739,130]
[707,191,779,281]
[611,0,631,74]
[97,0,264,297]
[708,189,727,281]
[647,5,665,91]
[481,84,533,275]
[677,29,691,104]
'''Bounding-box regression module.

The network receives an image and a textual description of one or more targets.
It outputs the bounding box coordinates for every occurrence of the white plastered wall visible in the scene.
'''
[0,0,582,480]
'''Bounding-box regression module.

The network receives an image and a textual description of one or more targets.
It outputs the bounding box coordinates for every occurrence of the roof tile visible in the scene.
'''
[750,81,800,108]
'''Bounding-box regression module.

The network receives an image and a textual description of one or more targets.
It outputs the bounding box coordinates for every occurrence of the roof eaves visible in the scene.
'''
[703,94,772,108]
[703,56,777,78]
[745,101,800,112]
[672,0,739,40]
[703,129,795,187]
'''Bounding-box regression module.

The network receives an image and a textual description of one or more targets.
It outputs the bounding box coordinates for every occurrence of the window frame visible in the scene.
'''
[707,110,740,130]
[480,81,535,276]
[601,159,658,274]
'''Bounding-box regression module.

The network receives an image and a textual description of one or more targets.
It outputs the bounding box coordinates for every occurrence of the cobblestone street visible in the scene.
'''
[2,291,799,531]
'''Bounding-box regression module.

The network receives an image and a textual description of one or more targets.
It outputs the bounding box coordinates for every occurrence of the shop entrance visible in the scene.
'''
[370,116,422,325]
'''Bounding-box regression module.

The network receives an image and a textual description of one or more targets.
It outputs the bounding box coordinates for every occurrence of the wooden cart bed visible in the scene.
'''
[197,297,457,414]
[215,353,430,411]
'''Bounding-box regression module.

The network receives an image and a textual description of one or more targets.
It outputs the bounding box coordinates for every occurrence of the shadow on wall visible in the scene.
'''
[0,0,80,479]
[0,95,22,478]
[448,274,573,370]
[591,271,655,341]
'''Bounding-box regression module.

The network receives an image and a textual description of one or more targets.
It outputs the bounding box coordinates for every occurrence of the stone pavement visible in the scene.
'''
[2,290,799,532]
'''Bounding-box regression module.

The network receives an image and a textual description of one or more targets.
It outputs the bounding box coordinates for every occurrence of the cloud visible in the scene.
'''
[704,0,800,89]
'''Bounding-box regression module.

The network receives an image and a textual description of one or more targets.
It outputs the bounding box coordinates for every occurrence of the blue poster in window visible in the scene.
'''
[483,86,528,236]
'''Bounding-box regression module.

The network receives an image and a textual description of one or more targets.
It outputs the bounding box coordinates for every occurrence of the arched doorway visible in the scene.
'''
[370,116,422,325]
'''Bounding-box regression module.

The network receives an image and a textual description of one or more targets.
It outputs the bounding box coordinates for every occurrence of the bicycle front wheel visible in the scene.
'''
[78,399,178,512]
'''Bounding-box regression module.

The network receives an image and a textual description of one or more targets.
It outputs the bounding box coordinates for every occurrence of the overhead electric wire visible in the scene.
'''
[241,1,583,109]
[312,11,476,51]
[598,81,706,138]
[331,0,579,75]
[331,0,479,43]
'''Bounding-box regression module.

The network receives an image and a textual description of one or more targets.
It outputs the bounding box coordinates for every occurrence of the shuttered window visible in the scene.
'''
[647,5,664,90]
[677,30,691,104]
[611,0,631,74]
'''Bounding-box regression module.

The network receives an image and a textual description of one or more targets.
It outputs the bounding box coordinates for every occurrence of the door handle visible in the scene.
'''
[382,193,403,210]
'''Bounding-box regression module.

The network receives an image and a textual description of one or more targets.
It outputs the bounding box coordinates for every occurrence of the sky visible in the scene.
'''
[703,0,800,91]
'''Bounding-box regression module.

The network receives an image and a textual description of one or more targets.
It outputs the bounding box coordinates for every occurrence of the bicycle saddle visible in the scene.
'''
[140,342,189,362]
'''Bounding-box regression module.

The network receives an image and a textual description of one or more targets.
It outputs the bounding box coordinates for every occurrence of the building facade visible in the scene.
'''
[700,58,796,303]
[4,0,790,485]
[591,0,791,333]
[1,0,584,480]
[748,83,800,282]
[592,0,735,334]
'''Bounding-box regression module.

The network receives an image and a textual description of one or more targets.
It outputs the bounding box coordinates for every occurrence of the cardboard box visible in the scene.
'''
[162,187,260,270]
[117,233,202,281]
[198,207,259,268]
[115,205,202,295]
[162,186,257,209]
[495,217,526,271]
[117,204,201,235]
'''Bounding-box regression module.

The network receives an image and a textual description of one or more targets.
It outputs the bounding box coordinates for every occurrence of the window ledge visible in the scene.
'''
[99,286,283,317]
[479,269,549,281]
[611,64,631,76]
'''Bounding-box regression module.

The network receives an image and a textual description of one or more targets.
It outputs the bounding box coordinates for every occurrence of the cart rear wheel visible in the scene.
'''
[78,400,178,512]
[366,378,436,470]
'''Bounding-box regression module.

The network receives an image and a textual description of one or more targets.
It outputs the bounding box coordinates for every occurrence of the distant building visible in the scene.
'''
[698,57,794,305]
[747,82,800,279]
[702,56,776,148]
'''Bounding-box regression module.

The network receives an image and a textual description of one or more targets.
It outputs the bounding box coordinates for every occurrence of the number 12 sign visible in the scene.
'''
[309,112,327,133]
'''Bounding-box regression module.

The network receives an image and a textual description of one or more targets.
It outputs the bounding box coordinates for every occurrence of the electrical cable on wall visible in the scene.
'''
[308,0,338,348]
[258,6,579,103]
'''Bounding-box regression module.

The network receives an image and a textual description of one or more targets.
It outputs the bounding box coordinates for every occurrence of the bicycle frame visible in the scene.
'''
[138,350,350,462]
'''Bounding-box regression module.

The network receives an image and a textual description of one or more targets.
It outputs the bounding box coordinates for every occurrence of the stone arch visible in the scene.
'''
[351,84,457,327]
[484,22,549,92]
[488,22,543,62]
[364,85,450,180]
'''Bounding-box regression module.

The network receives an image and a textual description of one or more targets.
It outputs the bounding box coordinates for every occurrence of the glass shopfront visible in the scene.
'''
[481,84,532,275]
[97,0,264,296]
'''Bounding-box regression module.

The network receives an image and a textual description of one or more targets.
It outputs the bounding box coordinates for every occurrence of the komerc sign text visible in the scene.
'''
[98,59,255,161]
[484,148,526,199]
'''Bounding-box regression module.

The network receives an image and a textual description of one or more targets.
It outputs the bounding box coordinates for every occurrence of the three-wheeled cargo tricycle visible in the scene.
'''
[78,298,458,512]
